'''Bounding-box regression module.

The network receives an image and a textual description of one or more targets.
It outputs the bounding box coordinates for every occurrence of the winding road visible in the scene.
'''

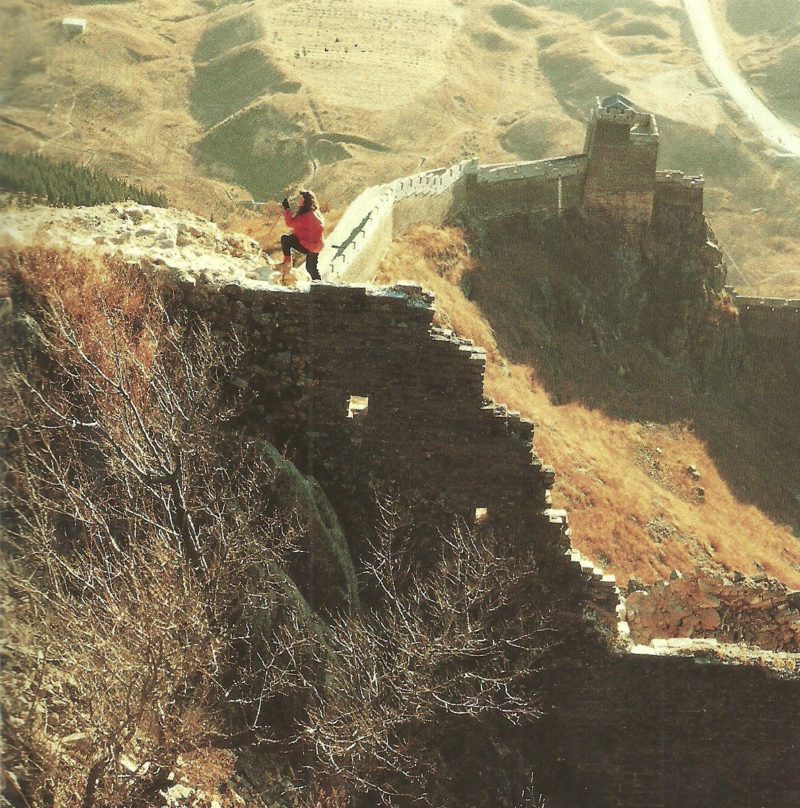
[683,0,800,157]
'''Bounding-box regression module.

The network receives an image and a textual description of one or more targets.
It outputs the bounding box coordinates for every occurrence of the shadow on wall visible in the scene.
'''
[464,214,800,529]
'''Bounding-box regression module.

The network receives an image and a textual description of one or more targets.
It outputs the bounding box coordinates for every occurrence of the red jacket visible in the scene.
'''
[284,209,324,253]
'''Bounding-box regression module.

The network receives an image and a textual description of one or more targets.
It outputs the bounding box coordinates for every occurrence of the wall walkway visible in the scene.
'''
[320,153,591,283]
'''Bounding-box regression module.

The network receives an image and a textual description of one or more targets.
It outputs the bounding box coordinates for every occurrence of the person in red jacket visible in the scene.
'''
[280,190,324,281]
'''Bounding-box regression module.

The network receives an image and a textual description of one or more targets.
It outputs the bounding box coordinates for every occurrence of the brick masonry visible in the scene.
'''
[581,101,659,226]
[162,267,800,807]
[167,276,571,553]
[163,97,799,807]
[547,645,800,808]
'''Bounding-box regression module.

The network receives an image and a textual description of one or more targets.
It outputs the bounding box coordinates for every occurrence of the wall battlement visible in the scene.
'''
[476,154,587,184]
[321,151,588,282]
[322,97,672,285]
[320,100,795,369]
[732,294,800,312]
[656,170,705,189]
[652,171,706,219]
[729,291,800,369]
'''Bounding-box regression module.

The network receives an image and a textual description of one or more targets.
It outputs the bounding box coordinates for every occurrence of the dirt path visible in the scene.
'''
[683,0,800,156]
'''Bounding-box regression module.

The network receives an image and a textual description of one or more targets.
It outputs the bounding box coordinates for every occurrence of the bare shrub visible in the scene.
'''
[2,248,554,808]
[296,498,552,804]
[1,249,304,806]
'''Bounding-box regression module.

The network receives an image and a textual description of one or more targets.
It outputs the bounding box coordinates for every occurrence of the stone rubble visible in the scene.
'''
[0,202,281,286]
[625,567,800,651]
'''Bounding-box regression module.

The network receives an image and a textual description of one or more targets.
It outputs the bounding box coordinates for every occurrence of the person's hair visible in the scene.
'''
[297,190,319,215]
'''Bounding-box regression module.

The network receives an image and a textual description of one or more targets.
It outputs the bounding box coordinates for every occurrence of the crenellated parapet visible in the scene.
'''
[476,154,587,183]
[320,97,680,284]
[653,170,705,220]
[320,159,478,283]
[728,290,800,362]
[320,151,591,282]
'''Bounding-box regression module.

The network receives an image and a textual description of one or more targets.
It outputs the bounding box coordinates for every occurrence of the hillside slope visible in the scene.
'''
[1,0,798,294]
[1,241,559,808]
[376,224,800,589]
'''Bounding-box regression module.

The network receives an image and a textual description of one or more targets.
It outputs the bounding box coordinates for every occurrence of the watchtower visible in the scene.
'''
[582,94,659,226]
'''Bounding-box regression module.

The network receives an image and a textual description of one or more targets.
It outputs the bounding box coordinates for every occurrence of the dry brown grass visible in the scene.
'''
[1,247,161,380]
[376,225,497,353]
[378,226,800,589]
[1,249,299,806]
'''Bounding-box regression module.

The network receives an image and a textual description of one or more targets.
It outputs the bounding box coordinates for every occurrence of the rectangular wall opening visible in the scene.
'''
[347,394,370,419]
[474,507,489,525]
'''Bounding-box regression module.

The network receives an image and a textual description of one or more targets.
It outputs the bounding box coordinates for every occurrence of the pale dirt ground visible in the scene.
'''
[0,0,797,295]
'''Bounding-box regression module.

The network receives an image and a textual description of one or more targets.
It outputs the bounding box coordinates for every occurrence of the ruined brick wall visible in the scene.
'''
[547,643,800,808]
[162,268,799,808]
[166,275,580,552]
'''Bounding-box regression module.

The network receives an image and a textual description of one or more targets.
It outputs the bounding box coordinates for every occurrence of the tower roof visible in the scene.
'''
[601,93,635,112]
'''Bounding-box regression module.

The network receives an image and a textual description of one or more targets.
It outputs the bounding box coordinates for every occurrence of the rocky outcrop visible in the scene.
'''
[0,202,277,285]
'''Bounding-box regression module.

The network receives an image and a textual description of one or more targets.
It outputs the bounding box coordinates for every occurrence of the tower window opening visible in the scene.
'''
[347,394,369,419]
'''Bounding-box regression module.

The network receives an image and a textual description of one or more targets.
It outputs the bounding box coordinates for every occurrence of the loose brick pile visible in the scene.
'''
[626,569,800,652]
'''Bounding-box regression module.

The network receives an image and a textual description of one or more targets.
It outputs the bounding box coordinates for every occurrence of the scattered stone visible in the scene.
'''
[625,567,800,652]
[698,607,721,630]
[0,203,280,287]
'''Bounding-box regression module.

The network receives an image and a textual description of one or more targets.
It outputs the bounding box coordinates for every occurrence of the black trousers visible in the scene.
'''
[281,234,320,279]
